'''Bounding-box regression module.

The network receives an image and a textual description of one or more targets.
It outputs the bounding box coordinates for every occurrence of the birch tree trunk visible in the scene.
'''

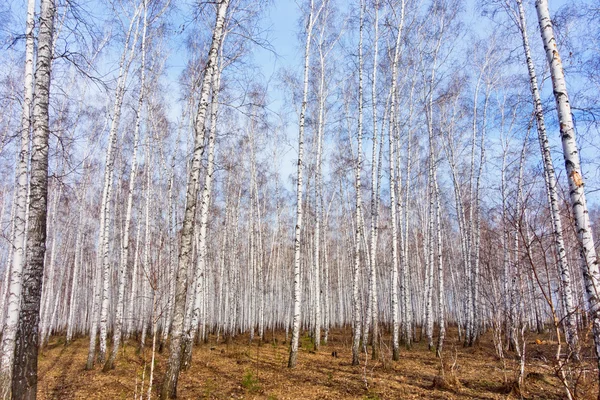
[351,0,366,367]
[515,0,579,356]
[161,127,181,350]
[434,174,445,357]
[139,136,152,350]
[535,0,600,377]
[11,0,56,397]
[160,1,230,397]
[0,0,35,394]
[368,0,380,360]
[182,34,225,367]
[88,4,142,369]
[312,12,330,351]
[388,0,405,361]
[105,0,148,371]
[66,161,89,345]
[288,0,320,369]
[39,184,63,346]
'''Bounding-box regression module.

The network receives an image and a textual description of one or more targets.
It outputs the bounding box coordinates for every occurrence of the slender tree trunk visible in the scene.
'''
[66,163,88,345]
[182,35,225,367]
[0,0,35,394]
[105,0,148,371]
[88,4,142,369]
[39,182,62,346]
[351,0,366,367]
[387,0,405,361]
[368,0,381,361]
[434,174,445,357]
[312,18,329,351]
[288,0,320,369]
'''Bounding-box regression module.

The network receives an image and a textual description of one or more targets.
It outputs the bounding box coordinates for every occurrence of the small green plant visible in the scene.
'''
[301,334,313,351]
[203,378,217,398]
[363,392,382,400]
[242,371,261,393]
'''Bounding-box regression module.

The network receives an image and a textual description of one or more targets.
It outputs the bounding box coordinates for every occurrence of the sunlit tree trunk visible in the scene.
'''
[387,0,405,361]
[160,1,230,397]
[183,41,225,365]
[535,0,600,378]
[434,174,445,357]
[515,0,578,356]
[88,4,142,369]
[350,0,366,367]
[367,0,381,360]
[0,0,35,393]
[288,0,320,369]
[105,0,148,370]
[39,184,63,346]
[66,161,89,345]
[11,0,56,397]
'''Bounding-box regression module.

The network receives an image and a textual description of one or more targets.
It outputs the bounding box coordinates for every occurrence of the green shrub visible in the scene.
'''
[242,371,261,393]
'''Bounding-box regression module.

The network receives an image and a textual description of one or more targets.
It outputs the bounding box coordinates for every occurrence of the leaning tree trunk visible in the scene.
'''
[535,0,600,382]
[516,0,578,357]
[160,1,230,397]
[0,0,35,395]
[11,0,55,397]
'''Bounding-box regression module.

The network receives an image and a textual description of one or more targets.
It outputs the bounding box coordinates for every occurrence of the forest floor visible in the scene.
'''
[36,327,598,399]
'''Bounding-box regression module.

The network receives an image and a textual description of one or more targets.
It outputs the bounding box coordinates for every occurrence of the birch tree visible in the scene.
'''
[0,0,35,394]
[104,0,149,371]
[513,0,579,357]
[11,0,56,396]
[535,0,600,379]
[288,0,322,369]
[87,1,143,369]
[388,0,405,361]
[160,0,230,397]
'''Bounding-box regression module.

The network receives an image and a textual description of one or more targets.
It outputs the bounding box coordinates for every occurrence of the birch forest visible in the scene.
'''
[1,0,600,398]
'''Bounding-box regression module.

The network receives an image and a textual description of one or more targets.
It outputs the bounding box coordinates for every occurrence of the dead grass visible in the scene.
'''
[35,328,598,399]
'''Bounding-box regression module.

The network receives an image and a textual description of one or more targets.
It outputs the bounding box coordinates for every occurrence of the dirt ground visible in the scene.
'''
[35,327,598,399]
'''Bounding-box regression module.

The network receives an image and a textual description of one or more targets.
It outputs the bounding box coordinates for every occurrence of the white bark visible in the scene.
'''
[39,183,62,346]
[184,36,224,364]
[161,1,230,396]
[106,0,148,370]
[0,0,34,392]
[11,0,55,396]
[388,0,405,361]
[434,174,445,357]
[351,0,366,367]
[288,0,321,369]
[516,0,578,355]
[367,0,380,360]
[88,3,143,369]
[66,161,89,344]
[535,0,600,372]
